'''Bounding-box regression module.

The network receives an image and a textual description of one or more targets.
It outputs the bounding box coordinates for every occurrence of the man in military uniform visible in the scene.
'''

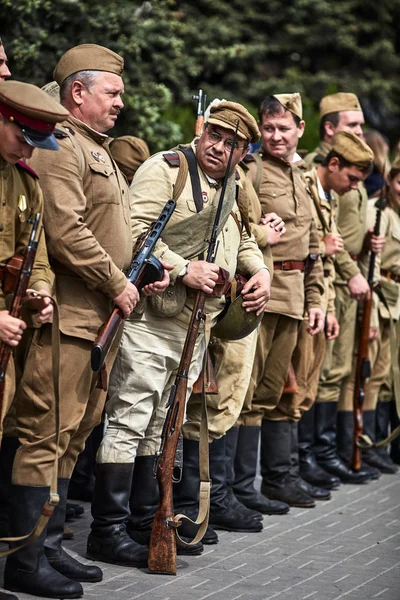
[296,131,374,491]
[304,93,383,483]
[236,93,325,509]
[0,39,11,81]
[109,135,150,185]
[0,80,69,600]
[88,101,270,567]
[4,45,168,599]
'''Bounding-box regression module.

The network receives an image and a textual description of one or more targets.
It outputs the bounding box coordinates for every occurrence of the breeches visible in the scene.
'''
[96,314,206,463]
[183,329,258,441]
[241,312,300,423]
[12,324,118,486]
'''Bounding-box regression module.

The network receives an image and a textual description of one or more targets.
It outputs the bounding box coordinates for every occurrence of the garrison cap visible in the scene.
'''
[331,131,373,169]
[208,100,259,144]
[54,44,124,85]
[320,92,362,118]
[273,93,303,119]
[0,80,69,150]
[109,136,150,177]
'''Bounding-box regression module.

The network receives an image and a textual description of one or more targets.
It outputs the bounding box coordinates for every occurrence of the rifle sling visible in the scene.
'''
[0,295,61,555]
[174,350,211,546]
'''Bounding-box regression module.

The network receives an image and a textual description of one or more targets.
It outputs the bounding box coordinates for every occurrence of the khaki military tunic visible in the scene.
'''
[13,117,132,485]
[305,143,369,405]
[0,158,53,438]
[242,152,324,423]
[341,202,400,412]
[97,142,266,462]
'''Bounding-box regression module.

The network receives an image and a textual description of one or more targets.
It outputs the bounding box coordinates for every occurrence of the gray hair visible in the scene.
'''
[60,70,102,105]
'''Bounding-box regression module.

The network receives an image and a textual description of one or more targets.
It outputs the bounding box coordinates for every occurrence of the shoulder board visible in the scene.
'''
[163,152,180,167]
[54,127,69,140]
[242,153,257,164]
[16,160,39,180]
[238,159,249,173]
[314,154,324,164]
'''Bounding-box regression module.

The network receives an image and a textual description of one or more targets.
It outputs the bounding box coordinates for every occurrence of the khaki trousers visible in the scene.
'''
[288,321,326,418]
[241,312,300,423]
[12,324,118,486]
[318,286,356,403]
[97,312,206,463]
[0,356,16,442]
[183,329,258,441]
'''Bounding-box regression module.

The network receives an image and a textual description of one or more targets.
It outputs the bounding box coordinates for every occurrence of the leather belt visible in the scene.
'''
[349,253,359,261]
[273,260,305,272]
[381,268,400,284]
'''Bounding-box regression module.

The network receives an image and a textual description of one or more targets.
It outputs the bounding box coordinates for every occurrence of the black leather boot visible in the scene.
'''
[173,439,219,545]
[0,437,19,537]
[209,436,263,532]
[336,410,380,480]
[127,455,203,555]
[4,485,83,599]
[298,406,340,490]
[0,592,18,600]
[260,420,315,508]
[45,478,102,582]
[390,400,400,465]
[314,403,371,484]
[363,409,398,474]
[87,463,148,567]
[290,422,331,500]
[231,425,289,514]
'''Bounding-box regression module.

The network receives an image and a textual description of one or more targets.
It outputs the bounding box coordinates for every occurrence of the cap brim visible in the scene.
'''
[21,129,59,151]
[207,116,247,140]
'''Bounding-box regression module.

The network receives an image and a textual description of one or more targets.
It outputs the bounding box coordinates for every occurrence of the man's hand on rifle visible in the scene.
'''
[364,229,385,254]
[241,268,271,315]
[348,272,370,301]
[182,260,220,294]
[0,310,26,346]
[369,326,379,342]
[24,289,54,324]
[142,261,174,296]
[114,281,140,318]
[307,307,325,336]
[325,312,340,340]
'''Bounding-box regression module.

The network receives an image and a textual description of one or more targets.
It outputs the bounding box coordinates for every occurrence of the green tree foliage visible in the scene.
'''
[1,0,399,151]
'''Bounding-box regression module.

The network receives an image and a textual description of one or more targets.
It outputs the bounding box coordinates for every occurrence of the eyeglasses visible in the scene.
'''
[205,129,246,152]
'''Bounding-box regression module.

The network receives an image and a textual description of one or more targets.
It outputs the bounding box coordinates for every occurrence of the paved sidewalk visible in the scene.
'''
[2,473,399,600]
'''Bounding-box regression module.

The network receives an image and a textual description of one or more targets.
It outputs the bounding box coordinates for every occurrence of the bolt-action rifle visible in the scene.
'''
[148,124,239,576]
[91,199,176,373]
[352,192,386,470]
[0,213,41,413]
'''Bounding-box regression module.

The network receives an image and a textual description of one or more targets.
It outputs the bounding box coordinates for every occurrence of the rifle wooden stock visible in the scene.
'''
[91,199,176,373]
[0,213,40,414]
[148,291,206,575]
[192,89,206,138]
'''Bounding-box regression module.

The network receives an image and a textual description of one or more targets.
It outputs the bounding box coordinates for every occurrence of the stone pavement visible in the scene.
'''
[2,472,399,600]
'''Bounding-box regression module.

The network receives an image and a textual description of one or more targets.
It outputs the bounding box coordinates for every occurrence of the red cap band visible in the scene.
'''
[0,100,56,134]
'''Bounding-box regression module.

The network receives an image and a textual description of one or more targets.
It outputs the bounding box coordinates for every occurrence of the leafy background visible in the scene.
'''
[1,0,399,153]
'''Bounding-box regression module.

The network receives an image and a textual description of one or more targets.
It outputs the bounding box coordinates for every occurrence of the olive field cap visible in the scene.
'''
[320,93,362,118]
[0,80,69,150]
[332,131,374,168]
[54,44,124,85]
[208,100,260,143]
[109,136,150,176]
[273,92,303,119]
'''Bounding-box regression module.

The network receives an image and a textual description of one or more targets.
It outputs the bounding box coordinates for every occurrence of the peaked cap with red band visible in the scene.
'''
[0,80,69,150]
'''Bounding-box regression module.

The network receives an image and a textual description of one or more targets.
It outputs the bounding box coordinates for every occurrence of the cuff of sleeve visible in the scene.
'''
[29,280,52,294]
[96,268,127,299]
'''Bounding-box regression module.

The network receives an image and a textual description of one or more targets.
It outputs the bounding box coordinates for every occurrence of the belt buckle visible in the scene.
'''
[281,261,289,271]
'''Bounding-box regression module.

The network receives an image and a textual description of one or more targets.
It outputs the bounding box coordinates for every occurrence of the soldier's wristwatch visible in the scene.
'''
[177,262,190,282]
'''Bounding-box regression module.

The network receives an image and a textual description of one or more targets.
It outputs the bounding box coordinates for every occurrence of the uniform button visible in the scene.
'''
[2,201,5,206]
[225,227,228,232]
[0,225,3,231]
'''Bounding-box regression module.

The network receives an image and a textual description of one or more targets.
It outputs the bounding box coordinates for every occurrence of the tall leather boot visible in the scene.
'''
[4,485,83,599]
[290,422,331,500]
[298,406,340,490]
[0,437,19,537]
[0,592,17,599]
[209,436,263,531]
[336,410,380,479]
[231,425,289,514]
[44,478,102,581]
[173,439,218,545]
[260,420,315,508]
[127,455,203,555]
[390,400,400,465]
[87,463,148,567]
[363,409,398,474]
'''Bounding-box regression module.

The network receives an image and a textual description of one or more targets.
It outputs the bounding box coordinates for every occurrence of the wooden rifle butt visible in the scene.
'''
[148,500,177,575]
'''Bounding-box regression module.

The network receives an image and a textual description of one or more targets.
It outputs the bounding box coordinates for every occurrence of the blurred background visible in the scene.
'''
[1,0,399,154]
